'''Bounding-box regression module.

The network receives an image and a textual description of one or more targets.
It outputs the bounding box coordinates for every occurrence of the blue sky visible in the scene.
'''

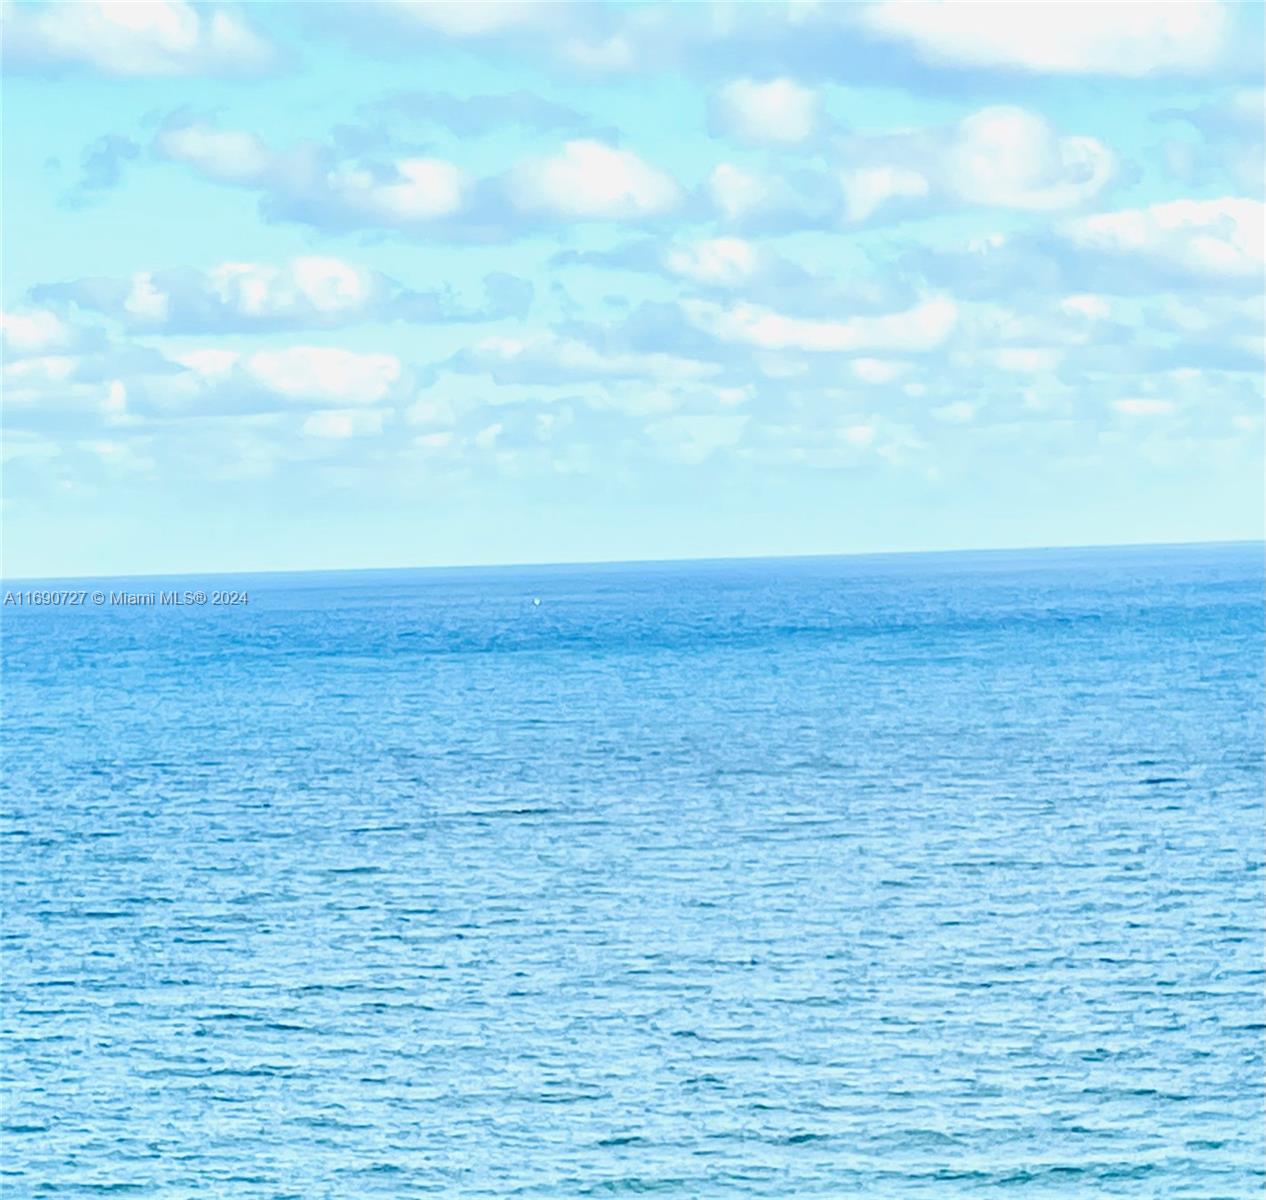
[2,1,1263,577]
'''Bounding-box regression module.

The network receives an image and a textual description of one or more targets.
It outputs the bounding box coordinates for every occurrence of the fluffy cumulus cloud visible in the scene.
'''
[713,78,817,144]
[698,104,1115,231]
[4,0,1263,550]
[2,0,273,76]
[507,139,679,219]
[3,338,406,430]
[851,358,908,385]
[663,238,761,287]
[707,161,839,229]
[709,163,775,223]
[154,102,1112,244]
[32,257,533,332]
[839,166,930,223]
[186,258,376,324]
[911,223,1263,308]
[552,236,911,315]
[156,123,275,183]
[1061,198,1265,283]
[156,121,469,229]
[684,296,959,354]
[55,258,378,331]
[858,0,1229,76]
[0,343,404,434]
[157,120,682,234]
[838,106,1115,225]
[365,1,554,40]
[451,333,718,386]
[323,158,467,223]
[302,3,1250,88]
[302,408,388,439]
[1,308,73,357]
[946,108,1115,210]
[320,1,651,73]
[228,347,401,405]
[1114,397,1177,417]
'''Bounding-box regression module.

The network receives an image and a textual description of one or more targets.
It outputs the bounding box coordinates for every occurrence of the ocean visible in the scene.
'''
[2,542,1263,1197]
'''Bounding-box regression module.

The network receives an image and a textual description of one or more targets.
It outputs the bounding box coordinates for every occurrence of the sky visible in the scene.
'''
[1,0,1263,579]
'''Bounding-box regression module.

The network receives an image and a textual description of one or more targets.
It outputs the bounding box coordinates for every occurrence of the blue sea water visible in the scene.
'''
[1,542,1263,1198]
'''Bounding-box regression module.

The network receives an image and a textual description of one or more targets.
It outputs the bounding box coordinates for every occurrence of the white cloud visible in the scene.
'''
[210,258,376,319]
[414,431,456,451]
[860,0,1228,76]
[559,33,636,71]
[715,385,754,407]
[1060,294,1112,320]
[171,348,239,379]
[169,346,402,407]
[246,347,401,405]
[946,107,1115,211]
[840,166,929,222]
[1114,398,1176,416]
[39,255,530,334]
[509,140,679,219]
[326,158,466,222]
[158,123,467,228]
[836,106,1113,224]
[708,163,770,222]
[716,78,817,144]
[157,123,272,183]
[91,258,378,331]
[1062,197,1265,281]
[3,354,77,389]
[840,423,876,447]
[3,0,272,77]
[663,237,760,286]
[123,273,171,321]
[473,422,504,450]
[302,409,386,438]
[406,394,461,427]
[462,333,717,382]
[1,308,70,356]
[989,347,1062,372]
[379,1,547,38]
[706,161,834,228]
[103,379,129,423]
[160,124,708,236]
[850,357,907,384]
[684,296,958,353]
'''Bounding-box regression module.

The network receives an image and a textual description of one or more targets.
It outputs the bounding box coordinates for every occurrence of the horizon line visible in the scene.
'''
[2,536,1261,586]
